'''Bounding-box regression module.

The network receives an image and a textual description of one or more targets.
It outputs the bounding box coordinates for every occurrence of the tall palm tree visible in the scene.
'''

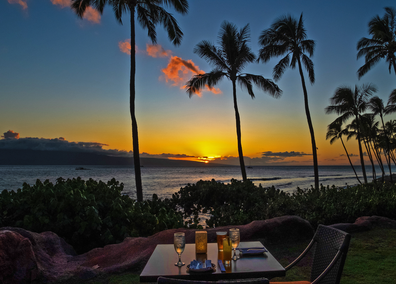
[357,7,396,78]
[369,96,392,181]
[384,119,396,165]
[359,114,383,180]
[258,14,319,189]
[71,0,188,202]
[326,120,361,184]
[325,84,377,184]
[186,21,281,181]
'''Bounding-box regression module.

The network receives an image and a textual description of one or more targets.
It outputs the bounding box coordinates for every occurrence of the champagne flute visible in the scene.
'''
[174,232,186,266]
[229,228,240,261]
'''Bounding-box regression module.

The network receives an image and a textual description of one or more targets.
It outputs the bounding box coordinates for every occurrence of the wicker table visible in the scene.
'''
[140,241,285,282]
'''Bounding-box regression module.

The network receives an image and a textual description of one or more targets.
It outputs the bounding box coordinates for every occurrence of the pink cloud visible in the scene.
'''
[146,44,172,58]
[161,56,222,96]
[82,6,100,24]
[118,39,140,55]
[7,0,28,10]
[51,0,101,24]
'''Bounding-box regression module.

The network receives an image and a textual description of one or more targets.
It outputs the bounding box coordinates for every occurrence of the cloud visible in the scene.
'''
[141,152,195,159]
[118,39,140,55]
[2,130,20,139]
[0,134,202,161]
[51,0,101,24]
[0,136,132,157]
[81,6,101,24]
[340,153,358,157]
[119,43,221,96]
[161,56,222,96]
[50,0,70,8]
[262,151,311,158]
[119,39,132,55]
[206,151,313,166]
[146,44,172,58]
[7,0,28,10]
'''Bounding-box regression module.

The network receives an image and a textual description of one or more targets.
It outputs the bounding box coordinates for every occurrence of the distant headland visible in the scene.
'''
[0,149,225,167]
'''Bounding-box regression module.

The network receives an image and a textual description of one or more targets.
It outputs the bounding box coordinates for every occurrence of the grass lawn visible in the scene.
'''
[71,227,396,284]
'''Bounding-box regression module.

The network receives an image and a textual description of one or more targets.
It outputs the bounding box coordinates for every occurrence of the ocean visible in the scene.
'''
[0,165,392,200]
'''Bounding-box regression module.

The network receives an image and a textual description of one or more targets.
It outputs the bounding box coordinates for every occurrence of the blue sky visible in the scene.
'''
[1,0,396,166]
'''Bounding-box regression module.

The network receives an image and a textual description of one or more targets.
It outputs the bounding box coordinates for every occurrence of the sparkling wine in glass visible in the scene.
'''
[229,228,240,261]
[174,232,186,266]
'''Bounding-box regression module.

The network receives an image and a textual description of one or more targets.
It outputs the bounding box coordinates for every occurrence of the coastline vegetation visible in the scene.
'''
[1,177,396,254]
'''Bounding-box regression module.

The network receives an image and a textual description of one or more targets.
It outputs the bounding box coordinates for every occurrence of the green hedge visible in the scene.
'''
[173,179,396,228]
[1,177,396,253]
[0,177,182,253]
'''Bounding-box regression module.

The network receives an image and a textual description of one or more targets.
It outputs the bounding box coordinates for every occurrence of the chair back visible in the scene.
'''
[157,277,269,284]
[310,225,351,284]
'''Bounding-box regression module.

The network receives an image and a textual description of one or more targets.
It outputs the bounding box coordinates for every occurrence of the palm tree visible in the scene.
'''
[384,119,396,165]
[326,120,361,184]
[369,96,393,181]
[186,21,281,181]
[325,84,377,184]
[258,14,319,189]
[357,7,396,78]
[71,0,188,202]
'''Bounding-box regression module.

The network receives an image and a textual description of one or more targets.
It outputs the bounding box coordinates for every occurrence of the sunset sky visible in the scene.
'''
[1,0,396,166]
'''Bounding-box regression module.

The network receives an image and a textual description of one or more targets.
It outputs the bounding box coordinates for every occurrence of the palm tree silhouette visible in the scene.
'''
[326,120,361,184]
[369,96,393,181]
[357,7,396,78]
[186,21,281,181]
[325,84,377,184]
[71,0,188,202]
[258,14,318,189]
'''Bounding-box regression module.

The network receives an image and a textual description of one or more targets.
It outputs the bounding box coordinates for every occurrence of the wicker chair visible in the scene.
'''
[157,277,269,284]
[271,224,351,284]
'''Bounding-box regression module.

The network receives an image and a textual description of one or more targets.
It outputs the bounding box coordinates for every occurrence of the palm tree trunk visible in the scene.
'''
[356,117,368,183]
[363,137,376,180]
[130,8,143,202]
[373,144,385,180]
[232,79,247,181]
[340,137,362,184]
[380,114,393,182]
[297,59,319,189]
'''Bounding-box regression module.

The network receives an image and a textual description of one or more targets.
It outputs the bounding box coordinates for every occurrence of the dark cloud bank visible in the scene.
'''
[0,134,212,167]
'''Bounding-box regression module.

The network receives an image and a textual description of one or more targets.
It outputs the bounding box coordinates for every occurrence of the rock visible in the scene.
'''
[0,227,81,283]
[1,215,394,283]
[330,216,396,233]
[0,230,38,284]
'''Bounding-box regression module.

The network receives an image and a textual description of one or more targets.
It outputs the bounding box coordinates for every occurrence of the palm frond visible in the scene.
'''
[301,54,315,84]
[185,70,226,98]
[301,39,315,57]
[357,55,382,78]
[194,40,229,71]
[161,0,188,14]
[237,76,254,98]
[368,96,384,115]
[137,4,157,43]
[240,74,282,98]
[71,0,95,18]
[157,6,183,46]
[273,54,290,81]
[388,88,396,105]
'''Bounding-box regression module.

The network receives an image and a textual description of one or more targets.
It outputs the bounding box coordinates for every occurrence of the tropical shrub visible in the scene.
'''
[0,177,183,253]
[2,177,396,253]
[171,179,294,228]
[172,179,396,228]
